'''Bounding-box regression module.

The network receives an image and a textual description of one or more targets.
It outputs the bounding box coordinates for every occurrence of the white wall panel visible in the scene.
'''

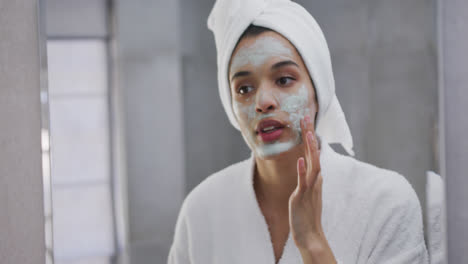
[49,97,110,185]
[52,184,114,259]
[47,41,108,96]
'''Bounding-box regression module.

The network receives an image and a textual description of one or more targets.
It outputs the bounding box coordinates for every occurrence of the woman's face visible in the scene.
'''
[229,31,318,159]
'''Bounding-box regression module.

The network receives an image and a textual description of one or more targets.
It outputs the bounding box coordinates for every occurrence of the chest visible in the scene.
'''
[260,204,291,264]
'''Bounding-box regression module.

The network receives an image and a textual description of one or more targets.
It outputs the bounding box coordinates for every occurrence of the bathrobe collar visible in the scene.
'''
[244,137,339,189]
[240,139,339,263]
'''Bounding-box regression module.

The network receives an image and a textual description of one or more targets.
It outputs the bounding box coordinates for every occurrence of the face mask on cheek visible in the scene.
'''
[233,84,313,158]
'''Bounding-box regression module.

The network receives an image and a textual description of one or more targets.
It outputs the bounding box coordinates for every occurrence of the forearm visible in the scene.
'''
[300,248,337,264]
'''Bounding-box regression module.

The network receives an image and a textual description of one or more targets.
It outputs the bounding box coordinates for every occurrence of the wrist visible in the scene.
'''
[297,233,336,264]
[296,230,325,251]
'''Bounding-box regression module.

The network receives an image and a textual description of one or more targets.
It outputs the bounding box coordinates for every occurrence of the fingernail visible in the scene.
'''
[307,131,313,142]
[305,115,310,124]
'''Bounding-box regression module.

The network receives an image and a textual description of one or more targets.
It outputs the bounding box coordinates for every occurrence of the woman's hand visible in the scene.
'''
[288,115,337,264]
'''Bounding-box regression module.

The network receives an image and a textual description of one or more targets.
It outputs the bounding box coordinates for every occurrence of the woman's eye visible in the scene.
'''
[238,85,253,94]
[277,76,294,86]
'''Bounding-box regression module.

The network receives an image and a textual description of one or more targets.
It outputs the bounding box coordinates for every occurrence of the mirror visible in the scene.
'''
[40,0,447,263]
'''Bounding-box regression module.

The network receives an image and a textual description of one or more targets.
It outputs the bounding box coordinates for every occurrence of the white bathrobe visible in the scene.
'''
[167,140,429,264]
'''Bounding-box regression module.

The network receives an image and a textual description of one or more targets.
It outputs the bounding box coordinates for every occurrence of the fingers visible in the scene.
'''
[300,116,312,173]
[296,157,306,192]
[306,132,319,187]
[305,114,314,133]
[309,131,321,174]
[300,116,307,154]
[301,115,321,187]
[315,172,324,217]
[296,157,322,195]
[316,172,323,199]
[304,116,320,172]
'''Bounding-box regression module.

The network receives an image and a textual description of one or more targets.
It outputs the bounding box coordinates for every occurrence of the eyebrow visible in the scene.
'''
[230,71,251,82]
[229,60,299,82]
[271,60,299,70]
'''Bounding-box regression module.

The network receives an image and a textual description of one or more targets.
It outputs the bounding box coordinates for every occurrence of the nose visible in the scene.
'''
[255,88,278,114]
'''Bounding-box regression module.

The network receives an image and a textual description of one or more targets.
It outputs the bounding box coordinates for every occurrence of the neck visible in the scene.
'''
[254,142,306,212]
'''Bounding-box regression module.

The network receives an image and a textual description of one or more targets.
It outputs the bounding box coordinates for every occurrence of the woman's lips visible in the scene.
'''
[258,127,284,142]
[255,119,286,142]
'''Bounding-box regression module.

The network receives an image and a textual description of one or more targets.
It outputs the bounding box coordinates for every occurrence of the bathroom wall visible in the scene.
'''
[114,0,185,263]
[439,0,468,261]
[0,1,45,263]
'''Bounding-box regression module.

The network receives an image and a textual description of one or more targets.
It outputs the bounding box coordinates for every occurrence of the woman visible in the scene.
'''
[168,0,428,263]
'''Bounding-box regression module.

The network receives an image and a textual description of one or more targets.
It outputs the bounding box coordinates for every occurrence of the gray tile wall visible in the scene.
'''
[0,1,45,263]
[46,0,109,38]
[115,1,185,263]
[180,0,251,195]
[439,0,468,261]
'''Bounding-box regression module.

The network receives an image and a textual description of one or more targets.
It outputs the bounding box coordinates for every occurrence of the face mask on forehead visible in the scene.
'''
[208,0,355,156]
[230,34,317,158]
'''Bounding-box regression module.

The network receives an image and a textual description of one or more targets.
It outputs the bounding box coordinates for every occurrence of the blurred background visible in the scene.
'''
[7,0,468,263]
[41,0,439,263]
[42,0,439,263]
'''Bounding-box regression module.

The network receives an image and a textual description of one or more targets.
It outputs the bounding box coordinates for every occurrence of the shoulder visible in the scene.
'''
[177,157,251,220]
[334,157,429,260]
[330,154,426,251]
[336,153,421,214]
[341,155,424,239]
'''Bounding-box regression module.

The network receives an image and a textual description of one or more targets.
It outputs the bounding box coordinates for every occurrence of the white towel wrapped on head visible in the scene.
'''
[207,0,355,156]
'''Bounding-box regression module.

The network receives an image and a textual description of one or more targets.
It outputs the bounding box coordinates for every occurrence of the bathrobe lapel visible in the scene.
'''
[239,140,337,264]
[169,137,428,264]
